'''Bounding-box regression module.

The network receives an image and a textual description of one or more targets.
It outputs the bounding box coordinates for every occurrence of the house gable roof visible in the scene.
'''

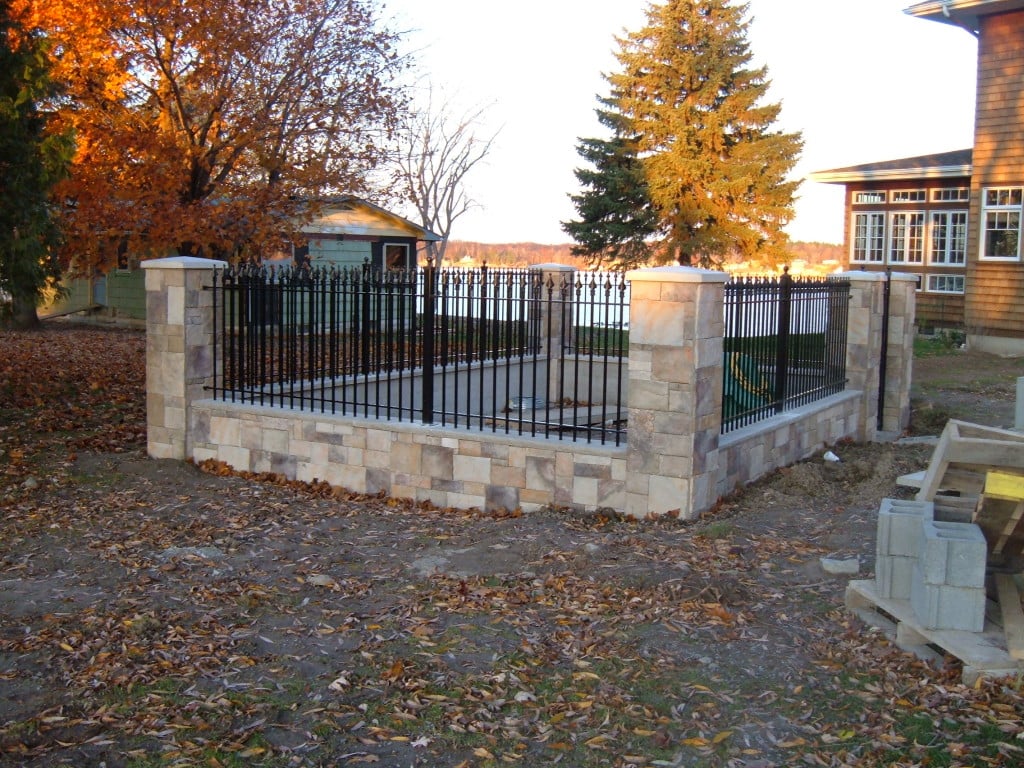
[301,196,441,241]
[905,0,1024,34]
[808,149,973,184]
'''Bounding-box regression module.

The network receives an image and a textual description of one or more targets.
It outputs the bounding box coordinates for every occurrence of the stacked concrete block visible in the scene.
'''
[910,519,988,632]
[875,498,934,599]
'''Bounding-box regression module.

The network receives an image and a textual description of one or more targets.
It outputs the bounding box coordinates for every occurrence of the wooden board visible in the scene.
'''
[899,468,985,497]
[984,470,1024,501]
[994,574,1024,661]
[933,493,979,523]
[897,470,925,489]
[973,471,1024,562]
[845,579,1020,685]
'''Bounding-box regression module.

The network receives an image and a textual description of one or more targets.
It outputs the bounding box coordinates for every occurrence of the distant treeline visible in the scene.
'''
[444,240,844,269]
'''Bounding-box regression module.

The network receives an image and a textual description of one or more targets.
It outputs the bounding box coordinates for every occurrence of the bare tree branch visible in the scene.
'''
[390,88,498,264]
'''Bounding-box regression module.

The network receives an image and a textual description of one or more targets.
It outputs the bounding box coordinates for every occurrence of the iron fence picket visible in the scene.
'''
[722,271,851,434]
[208,263,628,445]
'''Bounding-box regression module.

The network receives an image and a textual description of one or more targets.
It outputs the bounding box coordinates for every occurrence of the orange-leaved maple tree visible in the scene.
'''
[16,0,407,272]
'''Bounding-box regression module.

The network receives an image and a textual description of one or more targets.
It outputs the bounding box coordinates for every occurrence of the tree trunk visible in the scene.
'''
[7,294,40,329]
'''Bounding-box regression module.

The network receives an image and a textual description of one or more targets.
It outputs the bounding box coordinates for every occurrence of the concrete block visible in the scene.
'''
[876,498,933,558]
[918,520,987,588]
[910,566,987,632]
[875,554,916,600]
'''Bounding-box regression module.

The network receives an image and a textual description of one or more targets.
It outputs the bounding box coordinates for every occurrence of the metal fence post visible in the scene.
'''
[773,268,792,413]
[877,268,892,431]
[421,258,436,424]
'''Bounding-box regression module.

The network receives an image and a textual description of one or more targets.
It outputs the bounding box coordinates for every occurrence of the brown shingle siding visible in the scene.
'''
[973,13,1024,194]
[975,108,1024,124]
[965,263,1024,334]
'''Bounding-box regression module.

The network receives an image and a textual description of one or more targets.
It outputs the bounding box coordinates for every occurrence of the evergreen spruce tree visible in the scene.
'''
[0,2,73,328]
[562,101,660,269]
[565,0,802,269]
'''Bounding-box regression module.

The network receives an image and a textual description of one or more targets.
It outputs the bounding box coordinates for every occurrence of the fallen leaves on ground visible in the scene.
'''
[0,326,1021,767]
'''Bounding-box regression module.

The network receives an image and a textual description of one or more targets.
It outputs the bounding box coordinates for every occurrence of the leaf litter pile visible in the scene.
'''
[1,325,1023,767]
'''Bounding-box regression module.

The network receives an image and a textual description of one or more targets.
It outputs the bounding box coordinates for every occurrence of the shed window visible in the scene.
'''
[384,243,410,270]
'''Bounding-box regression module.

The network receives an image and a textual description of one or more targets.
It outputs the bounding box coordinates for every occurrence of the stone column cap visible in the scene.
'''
[626,266,729,284]
[834,270,917,284]
[530,263,577,273]
[142,256,228,270]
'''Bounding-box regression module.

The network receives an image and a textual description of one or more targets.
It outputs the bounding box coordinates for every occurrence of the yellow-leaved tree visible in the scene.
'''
[17,0,407,270]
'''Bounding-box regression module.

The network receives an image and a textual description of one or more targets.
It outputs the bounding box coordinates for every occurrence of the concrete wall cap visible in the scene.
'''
[887,271,920,284]
[530,264,577,273]
[833,270,916,283]
[142,256,228,270]
[626,266,729,284]
[833,270,884,282]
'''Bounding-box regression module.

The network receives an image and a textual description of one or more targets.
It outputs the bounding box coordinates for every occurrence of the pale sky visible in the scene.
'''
[383,0,979,246]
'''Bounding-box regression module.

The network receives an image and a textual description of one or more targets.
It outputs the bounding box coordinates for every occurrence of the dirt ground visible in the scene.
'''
[2,328,1024,768]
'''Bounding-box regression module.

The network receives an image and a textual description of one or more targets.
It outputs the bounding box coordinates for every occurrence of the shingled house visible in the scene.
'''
[810,0,1024,355]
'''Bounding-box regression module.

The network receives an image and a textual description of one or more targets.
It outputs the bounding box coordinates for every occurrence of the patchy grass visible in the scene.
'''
[914,329,966,357]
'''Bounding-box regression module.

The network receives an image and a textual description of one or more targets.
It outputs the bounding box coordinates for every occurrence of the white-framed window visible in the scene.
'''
[383,242,410,269]
[888,212,925,264]
[892,189,926,203]
[981,187,1023,260]
[852,212,885,263]
[929,211,968,266]
[853,191,886,205]
[931,187,969,203]
[927,274,965,294]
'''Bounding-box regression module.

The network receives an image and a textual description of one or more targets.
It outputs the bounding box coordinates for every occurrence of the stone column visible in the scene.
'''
[143,257,225,460]
[841,271,882,442]
[881,273,917,434]
[530,264,577,402]
[840,271,916,440]
[624,267,727,520]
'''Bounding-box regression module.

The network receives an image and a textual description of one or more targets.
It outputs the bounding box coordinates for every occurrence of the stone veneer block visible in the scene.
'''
[486,485,519,512]
[525,456,555,490]
[453,455,490,483]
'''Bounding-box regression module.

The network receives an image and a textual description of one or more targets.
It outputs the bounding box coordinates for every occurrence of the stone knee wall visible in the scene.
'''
[145,259,917,521]
[191,401,628,515]
[716,391,862,497]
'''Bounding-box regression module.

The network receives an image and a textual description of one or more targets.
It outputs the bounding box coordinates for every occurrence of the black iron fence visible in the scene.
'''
[209,263,629,445]
[722,271,851,434]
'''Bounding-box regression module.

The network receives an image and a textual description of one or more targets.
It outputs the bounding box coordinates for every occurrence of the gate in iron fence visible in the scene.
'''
[209,263,629,445]
[722,270,851,434]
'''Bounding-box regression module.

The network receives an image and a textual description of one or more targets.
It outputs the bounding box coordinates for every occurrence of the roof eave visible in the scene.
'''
[905,0,1024,34]
[808,164,972,184]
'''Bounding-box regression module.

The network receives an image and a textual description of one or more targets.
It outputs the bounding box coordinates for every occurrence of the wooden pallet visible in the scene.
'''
[845,579,1021,685]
